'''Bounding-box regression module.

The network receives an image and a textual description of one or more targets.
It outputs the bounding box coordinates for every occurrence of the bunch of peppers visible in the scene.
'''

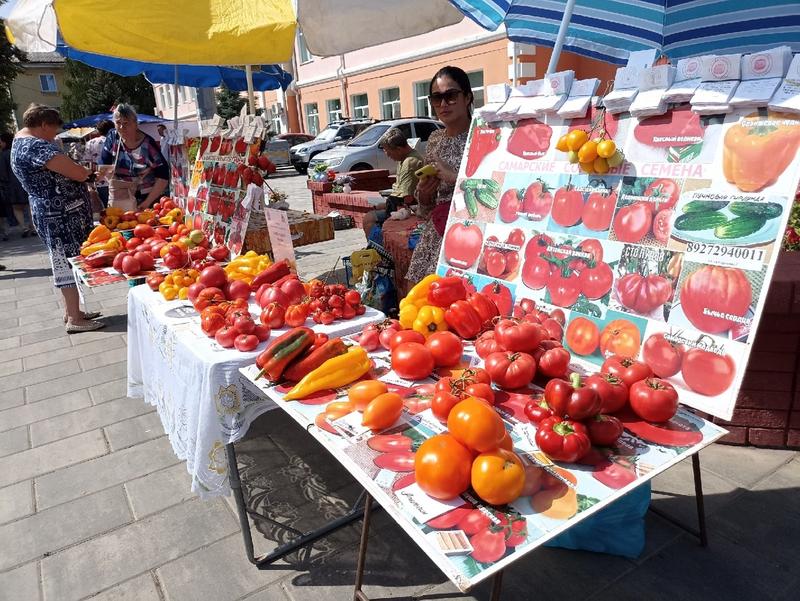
[399,275,499,339]
[224,251,273,285]
[254,326,371,400]
[80,225,124,257]
[526,372,624,463]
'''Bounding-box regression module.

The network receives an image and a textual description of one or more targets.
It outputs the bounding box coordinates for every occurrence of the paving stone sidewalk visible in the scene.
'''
[0,172,798,601]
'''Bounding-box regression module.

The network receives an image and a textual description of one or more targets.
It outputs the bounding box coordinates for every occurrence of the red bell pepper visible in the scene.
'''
[535,416,591,463]
[250,259,292,291]
[586,414,624,447]
[523,397,554,425]
[544,372,601,420]
[427,277,467,308]
[444,300,482,339]
[465,123,502,177]
[466,292,498,326]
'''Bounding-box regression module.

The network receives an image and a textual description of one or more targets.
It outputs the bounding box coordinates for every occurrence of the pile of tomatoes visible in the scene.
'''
[200,298,271,352]
[258,280,367,329]
[612,178,679,245]
[478,228,525,280]
[521,235,613,308]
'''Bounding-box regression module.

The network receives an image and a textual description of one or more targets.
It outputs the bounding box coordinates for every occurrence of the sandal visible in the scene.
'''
[65,319,105,334]
[63,311,102,323]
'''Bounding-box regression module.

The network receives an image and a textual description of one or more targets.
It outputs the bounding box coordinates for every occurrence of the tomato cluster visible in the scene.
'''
[200,298,270,352]
[611,178,679,245]
[258,280,366,329]
[477,228,525,280]
[521,235,613,308]
[556,126,623,175]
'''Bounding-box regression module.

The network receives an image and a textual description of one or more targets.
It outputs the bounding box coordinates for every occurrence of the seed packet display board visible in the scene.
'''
[187,135,257,257]
[437,107,800,420]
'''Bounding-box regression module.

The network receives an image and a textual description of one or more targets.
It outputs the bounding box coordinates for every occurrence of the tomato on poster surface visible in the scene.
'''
[522,179,554,221]
[551,186,584,227]
[678,265,753,335]
[443,222,483,270]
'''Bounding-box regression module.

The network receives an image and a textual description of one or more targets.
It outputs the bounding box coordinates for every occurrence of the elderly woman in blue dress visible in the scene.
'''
[11,104,104,333]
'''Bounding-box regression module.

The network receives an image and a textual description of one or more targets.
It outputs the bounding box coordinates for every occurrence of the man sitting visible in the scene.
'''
[362,128,423,239]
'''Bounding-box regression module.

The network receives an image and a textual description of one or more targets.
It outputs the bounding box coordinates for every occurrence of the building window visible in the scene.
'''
[39,74,57,93]
[298,31,312,63]
[380,87,400,119]
[326,98,342,123]
[305,102,319,135]
[468,70,485,108]
[271,104,282,135]
[351,93,369,118]
[413,81,432,117]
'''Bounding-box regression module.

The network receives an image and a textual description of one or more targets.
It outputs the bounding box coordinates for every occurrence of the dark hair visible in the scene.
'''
[96,120,114,136]
[429,66,474,111]
[23,103,62,128]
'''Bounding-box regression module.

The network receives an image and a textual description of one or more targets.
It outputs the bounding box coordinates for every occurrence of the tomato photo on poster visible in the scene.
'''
[667,259,763,344]
[453,174,505,222]
[476,223,526,282]
[711,108,800,198]
[519,233,621,320]
[492,173,560,226]
[545,174,622,238]
[637,322,746,420]
[563,309,648,368]
[608,245,681,322]
[609,176,684,248]
[626,108,724,165]
[440,220,486,272]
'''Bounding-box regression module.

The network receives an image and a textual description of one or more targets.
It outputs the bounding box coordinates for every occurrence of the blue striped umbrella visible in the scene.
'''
[448,0,800,66]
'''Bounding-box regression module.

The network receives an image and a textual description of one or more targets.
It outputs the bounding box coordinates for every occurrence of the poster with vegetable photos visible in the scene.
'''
[187,134,259,257]
[437,106,800,420]
[167,141,191,210]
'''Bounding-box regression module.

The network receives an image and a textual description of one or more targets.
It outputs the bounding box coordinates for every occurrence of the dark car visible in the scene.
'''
[277,133,315,147]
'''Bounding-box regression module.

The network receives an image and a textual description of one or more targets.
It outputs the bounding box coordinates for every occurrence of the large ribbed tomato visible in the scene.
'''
[616,273,673,314]
[414,434,473,500]
[600,319,641,358]
[447,397,506,452]
[680,266,752,334]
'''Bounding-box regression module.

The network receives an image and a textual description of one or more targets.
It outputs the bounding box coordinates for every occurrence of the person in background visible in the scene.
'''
[10,104,103,333]
[1,131,35,238]
[156,124,170,164]
[84,119,114,207]
[405,66,473,284]
[361,127,423,238]
[100,104,169,210]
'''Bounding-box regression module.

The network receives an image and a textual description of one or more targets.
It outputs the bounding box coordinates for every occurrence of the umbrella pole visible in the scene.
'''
[245,65,256,115]
[547,0,576,75]
[173,65,179,129]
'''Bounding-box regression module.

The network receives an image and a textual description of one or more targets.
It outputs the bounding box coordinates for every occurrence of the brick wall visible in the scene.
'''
[710,251,800,449]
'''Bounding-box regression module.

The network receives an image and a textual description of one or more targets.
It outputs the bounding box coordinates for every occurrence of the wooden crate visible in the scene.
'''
[244,210,334,254]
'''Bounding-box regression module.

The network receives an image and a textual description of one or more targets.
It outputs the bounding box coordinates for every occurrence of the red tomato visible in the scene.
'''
[538,347,570,378]
[579,262,613,300]
[522,180,553,220]
[540,318,563,341]
[390,329,426,350]
[602,355,653,388]
[642,333,684,377]
[507,228,526,247]
[616,273,673,315]
[551,187,584,227]
[577,238,604,265]
[498,188,521,223]
[470,529,507,563]
[484,351,536,389]
[214,325,237,348]
[465,383,495,404]
[585,373,629,414]
[481,282,513,316]
[200,312,225,337]
[547,271,581,307]
[484,249,507,278]
[444,222,483,270]
[681,349,736,396]
[260,303,285,329]
[587,414,624,446]
[425,331,463,367]
[549,308,566,325]
[344,289,361,305]
[629,378,678,422]
[582,190,617,231]
[680,266,752,334]
[234,334,259,352]
[565,317,599,356]
[414,434,472,500]
[431,388,462,422]
[521,255,551,290]
[504,251,520,275]
[653,209,673,244]
[613,202,652,243]
[644,178,680,212]
[524,233,553,261]
[475,331,504,358]
[391,342,435,380]
[494,319,544,353]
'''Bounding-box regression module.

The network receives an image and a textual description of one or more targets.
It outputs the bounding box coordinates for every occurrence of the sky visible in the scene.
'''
[0,1,17,19]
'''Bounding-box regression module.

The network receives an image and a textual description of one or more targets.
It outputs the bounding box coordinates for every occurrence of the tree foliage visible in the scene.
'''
[215,84,245,120]
[61,59,157,121]
[0,12,26,129]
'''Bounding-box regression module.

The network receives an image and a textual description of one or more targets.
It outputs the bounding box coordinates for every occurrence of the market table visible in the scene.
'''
[126,283,384,497]
[238,344,727,597]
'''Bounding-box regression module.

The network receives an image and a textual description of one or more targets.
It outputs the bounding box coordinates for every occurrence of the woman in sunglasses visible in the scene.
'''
[406,66,473,285]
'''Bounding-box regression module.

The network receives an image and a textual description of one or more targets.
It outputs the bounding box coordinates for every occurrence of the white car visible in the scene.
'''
[308,118,443,174]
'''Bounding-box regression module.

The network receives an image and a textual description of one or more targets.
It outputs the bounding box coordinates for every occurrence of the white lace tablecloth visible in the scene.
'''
[127,284,383,498]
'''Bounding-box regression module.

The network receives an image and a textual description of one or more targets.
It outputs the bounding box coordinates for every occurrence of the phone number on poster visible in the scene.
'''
[685,242,766,263]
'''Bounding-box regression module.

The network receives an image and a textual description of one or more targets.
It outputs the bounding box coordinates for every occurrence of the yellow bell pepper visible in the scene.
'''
[400,274,440,310]
[80,236,122,257]
[105,207,124,217]
[284,347,371,400]
[87,224,112,244]
[102,215,120,229]
[399,304,419,329]
[412,305,448,338]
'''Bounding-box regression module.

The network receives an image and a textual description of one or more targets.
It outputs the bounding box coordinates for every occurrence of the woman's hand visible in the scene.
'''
[415,173,440,205]
[431,159,457,185]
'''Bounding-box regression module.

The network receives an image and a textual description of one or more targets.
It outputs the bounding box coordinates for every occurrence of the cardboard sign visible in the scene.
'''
[264,207,297,267]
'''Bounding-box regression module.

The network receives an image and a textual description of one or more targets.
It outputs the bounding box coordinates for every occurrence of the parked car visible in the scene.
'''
[308,118,443,175]
[289,119,376,174]
[277,132,315,148]
[262,137,291,168]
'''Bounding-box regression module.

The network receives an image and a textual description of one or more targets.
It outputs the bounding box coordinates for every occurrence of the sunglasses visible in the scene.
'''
[429,89,464,106]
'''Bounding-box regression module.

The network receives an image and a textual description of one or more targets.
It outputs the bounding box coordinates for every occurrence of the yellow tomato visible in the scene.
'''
[162,286,179,300]
[593,157,610,174]
[178,287,189,300]
[188,269,199,279]
[597,139,617,159]
[566,129,589,151]
[567,150,580,164]
[555,134,570,152]
[577,140,598,163]
[579,161,595,174]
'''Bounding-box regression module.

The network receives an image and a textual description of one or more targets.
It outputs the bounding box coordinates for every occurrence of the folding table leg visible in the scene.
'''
[353,491,373,601]
[226,442,258,564]
[649,450,708,546]
[489,570,504,601]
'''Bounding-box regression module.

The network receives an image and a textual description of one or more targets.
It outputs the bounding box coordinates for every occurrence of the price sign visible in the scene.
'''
[264,207,296,267]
